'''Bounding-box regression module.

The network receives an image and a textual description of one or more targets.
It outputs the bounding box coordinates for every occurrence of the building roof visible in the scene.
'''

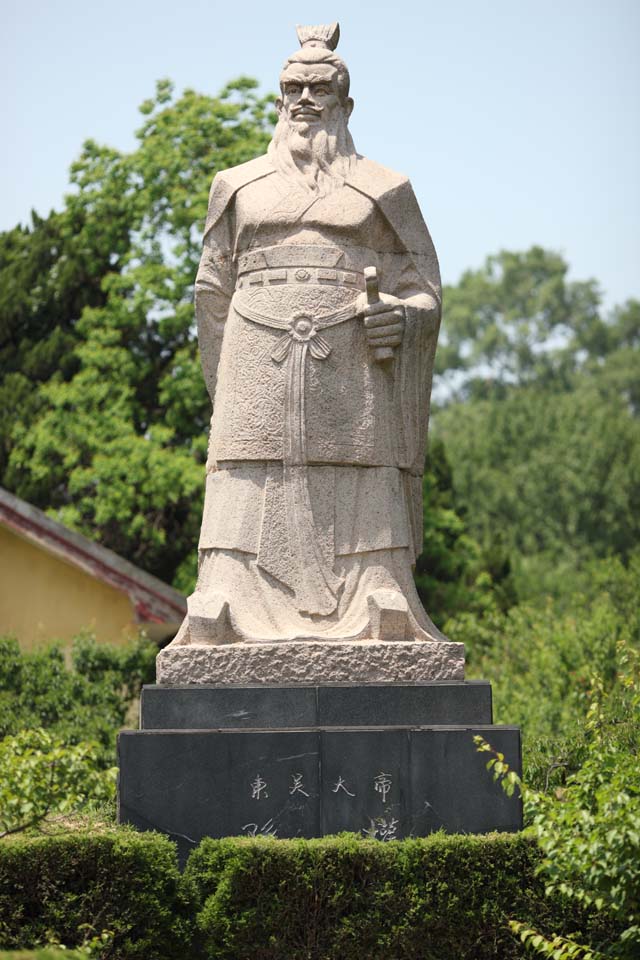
[0,486,187,627]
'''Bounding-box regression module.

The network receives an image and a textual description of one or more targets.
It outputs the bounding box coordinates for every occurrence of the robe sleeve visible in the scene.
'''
[379,206,441,562]
[379,251,440,468]
[195,175,236,406]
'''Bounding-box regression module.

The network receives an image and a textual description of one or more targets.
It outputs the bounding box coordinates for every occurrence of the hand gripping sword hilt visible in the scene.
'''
[364,266,394,364]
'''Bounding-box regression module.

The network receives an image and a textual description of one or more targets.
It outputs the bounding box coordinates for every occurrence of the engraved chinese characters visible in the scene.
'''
[289,773,310,797]
[250,774,269,800]
[167,20,447,652]
[332,776,355,797]
[363,817,398,841]
[240,768,398,840]
[373,772,392,803]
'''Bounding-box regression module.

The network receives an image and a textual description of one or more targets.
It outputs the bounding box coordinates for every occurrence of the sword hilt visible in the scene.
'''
[364,266,394,364]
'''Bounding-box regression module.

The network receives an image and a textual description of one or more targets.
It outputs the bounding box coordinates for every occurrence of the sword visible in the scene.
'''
[364,266,395,364]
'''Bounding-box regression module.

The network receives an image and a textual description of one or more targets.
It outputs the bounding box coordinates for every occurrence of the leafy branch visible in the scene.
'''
[475,641,640,959]
[0,728,116,838]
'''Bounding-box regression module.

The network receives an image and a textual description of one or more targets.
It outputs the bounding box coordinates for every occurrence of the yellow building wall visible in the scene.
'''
[0,524,138,650]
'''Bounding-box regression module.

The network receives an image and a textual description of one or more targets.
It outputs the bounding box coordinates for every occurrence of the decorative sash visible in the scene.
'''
[233,292,359,615]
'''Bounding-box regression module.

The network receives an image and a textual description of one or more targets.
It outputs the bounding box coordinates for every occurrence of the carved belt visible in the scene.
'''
[232,293,361,615]
[235,267,365,291]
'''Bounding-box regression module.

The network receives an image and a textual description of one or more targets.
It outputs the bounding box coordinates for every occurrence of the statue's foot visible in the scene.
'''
[367,589,409,642]
[165,614,190,647]
[187,592,232,645]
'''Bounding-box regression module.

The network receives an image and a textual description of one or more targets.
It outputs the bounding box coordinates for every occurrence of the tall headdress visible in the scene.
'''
[295,22,340,50]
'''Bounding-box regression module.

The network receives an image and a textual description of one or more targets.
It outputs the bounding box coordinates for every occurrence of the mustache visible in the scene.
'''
[291,105,322,119]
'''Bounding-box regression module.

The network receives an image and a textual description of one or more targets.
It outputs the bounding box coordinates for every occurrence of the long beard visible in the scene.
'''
[268,112,357,197]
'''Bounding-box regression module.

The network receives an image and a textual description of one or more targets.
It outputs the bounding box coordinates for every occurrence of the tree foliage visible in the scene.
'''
[477,642,640,959]
[434,250,640,601]
[414,437,516,628]
[0,190,132,485]
[436,246,639,398]
[0,635,156,767]
[452,552,640,790]
[2,78,275,589]
[437,372,639,598]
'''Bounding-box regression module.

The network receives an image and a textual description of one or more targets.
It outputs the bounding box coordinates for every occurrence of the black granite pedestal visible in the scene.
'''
[118,682,521,864]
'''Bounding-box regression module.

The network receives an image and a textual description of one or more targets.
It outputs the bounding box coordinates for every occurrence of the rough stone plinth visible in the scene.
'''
[156,640,464,685]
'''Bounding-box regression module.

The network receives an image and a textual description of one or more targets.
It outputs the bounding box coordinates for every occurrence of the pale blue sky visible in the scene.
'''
[2,0,639,307]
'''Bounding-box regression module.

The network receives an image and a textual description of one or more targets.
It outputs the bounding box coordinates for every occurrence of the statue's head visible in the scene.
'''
[271,23,356,194]
[277,23,353,127]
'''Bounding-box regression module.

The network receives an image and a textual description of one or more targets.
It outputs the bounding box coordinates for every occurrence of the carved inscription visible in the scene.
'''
[363,817,399,841]
[289,772,310,797]
[373,772,392,803]
[250,774,269,800]
[242,818,278,838]
[332,775,356,797]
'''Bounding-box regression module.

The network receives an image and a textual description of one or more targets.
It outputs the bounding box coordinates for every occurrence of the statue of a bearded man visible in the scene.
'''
[173,23,446,647]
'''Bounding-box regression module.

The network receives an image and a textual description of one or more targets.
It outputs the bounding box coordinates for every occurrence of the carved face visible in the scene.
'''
[277,62,351,130]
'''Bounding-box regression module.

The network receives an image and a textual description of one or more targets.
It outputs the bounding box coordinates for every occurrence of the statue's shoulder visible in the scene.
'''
[205,154,275,232]
[348,156,440,292]
[215,154,274,192]
[346,156,412,202]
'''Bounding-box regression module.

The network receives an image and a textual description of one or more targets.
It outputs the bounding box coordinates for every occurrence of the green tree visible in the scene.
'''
[5,78,275,590]
[435,356,640,600]
[414,437,515,628]
[455,552,640,790]
[0,176,133,487]
[436,246,638,400]
[432,247,640,599]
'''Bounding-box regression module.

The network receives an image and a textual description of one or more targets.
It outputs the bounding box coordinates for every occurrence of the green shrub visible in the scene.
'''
[447,553,640,791]
[476,642,639,959]
[0,829,195,959]
[69,635,157,706]
[184,833,614,960]
[0,829,623,959]
[529,662,640,956]
[0,729,115,837]
[0,951,88,959]
[0,635,156,767]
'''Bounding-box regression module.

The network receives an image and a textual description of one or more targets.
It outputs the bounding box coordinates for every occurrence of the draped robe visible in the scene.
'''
[190,153,445,643]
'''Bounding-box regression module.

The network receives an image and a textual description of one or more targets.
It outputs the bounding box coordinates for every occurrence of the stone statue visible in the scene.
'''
[165,22,452,662]
[122,29,520,843]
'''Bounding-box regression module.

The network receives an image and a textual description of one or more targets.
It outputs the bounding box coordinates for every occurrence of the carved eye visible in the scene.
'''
[286,84,302,96]
[314,85,329,96]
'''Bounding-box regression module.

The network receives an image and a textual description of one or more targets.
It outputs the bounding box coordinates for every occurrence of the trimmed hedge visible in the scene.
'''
[0,829,194,959]
[1,830,618,959]
[185,833,615,960]
[0,952,87,959]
